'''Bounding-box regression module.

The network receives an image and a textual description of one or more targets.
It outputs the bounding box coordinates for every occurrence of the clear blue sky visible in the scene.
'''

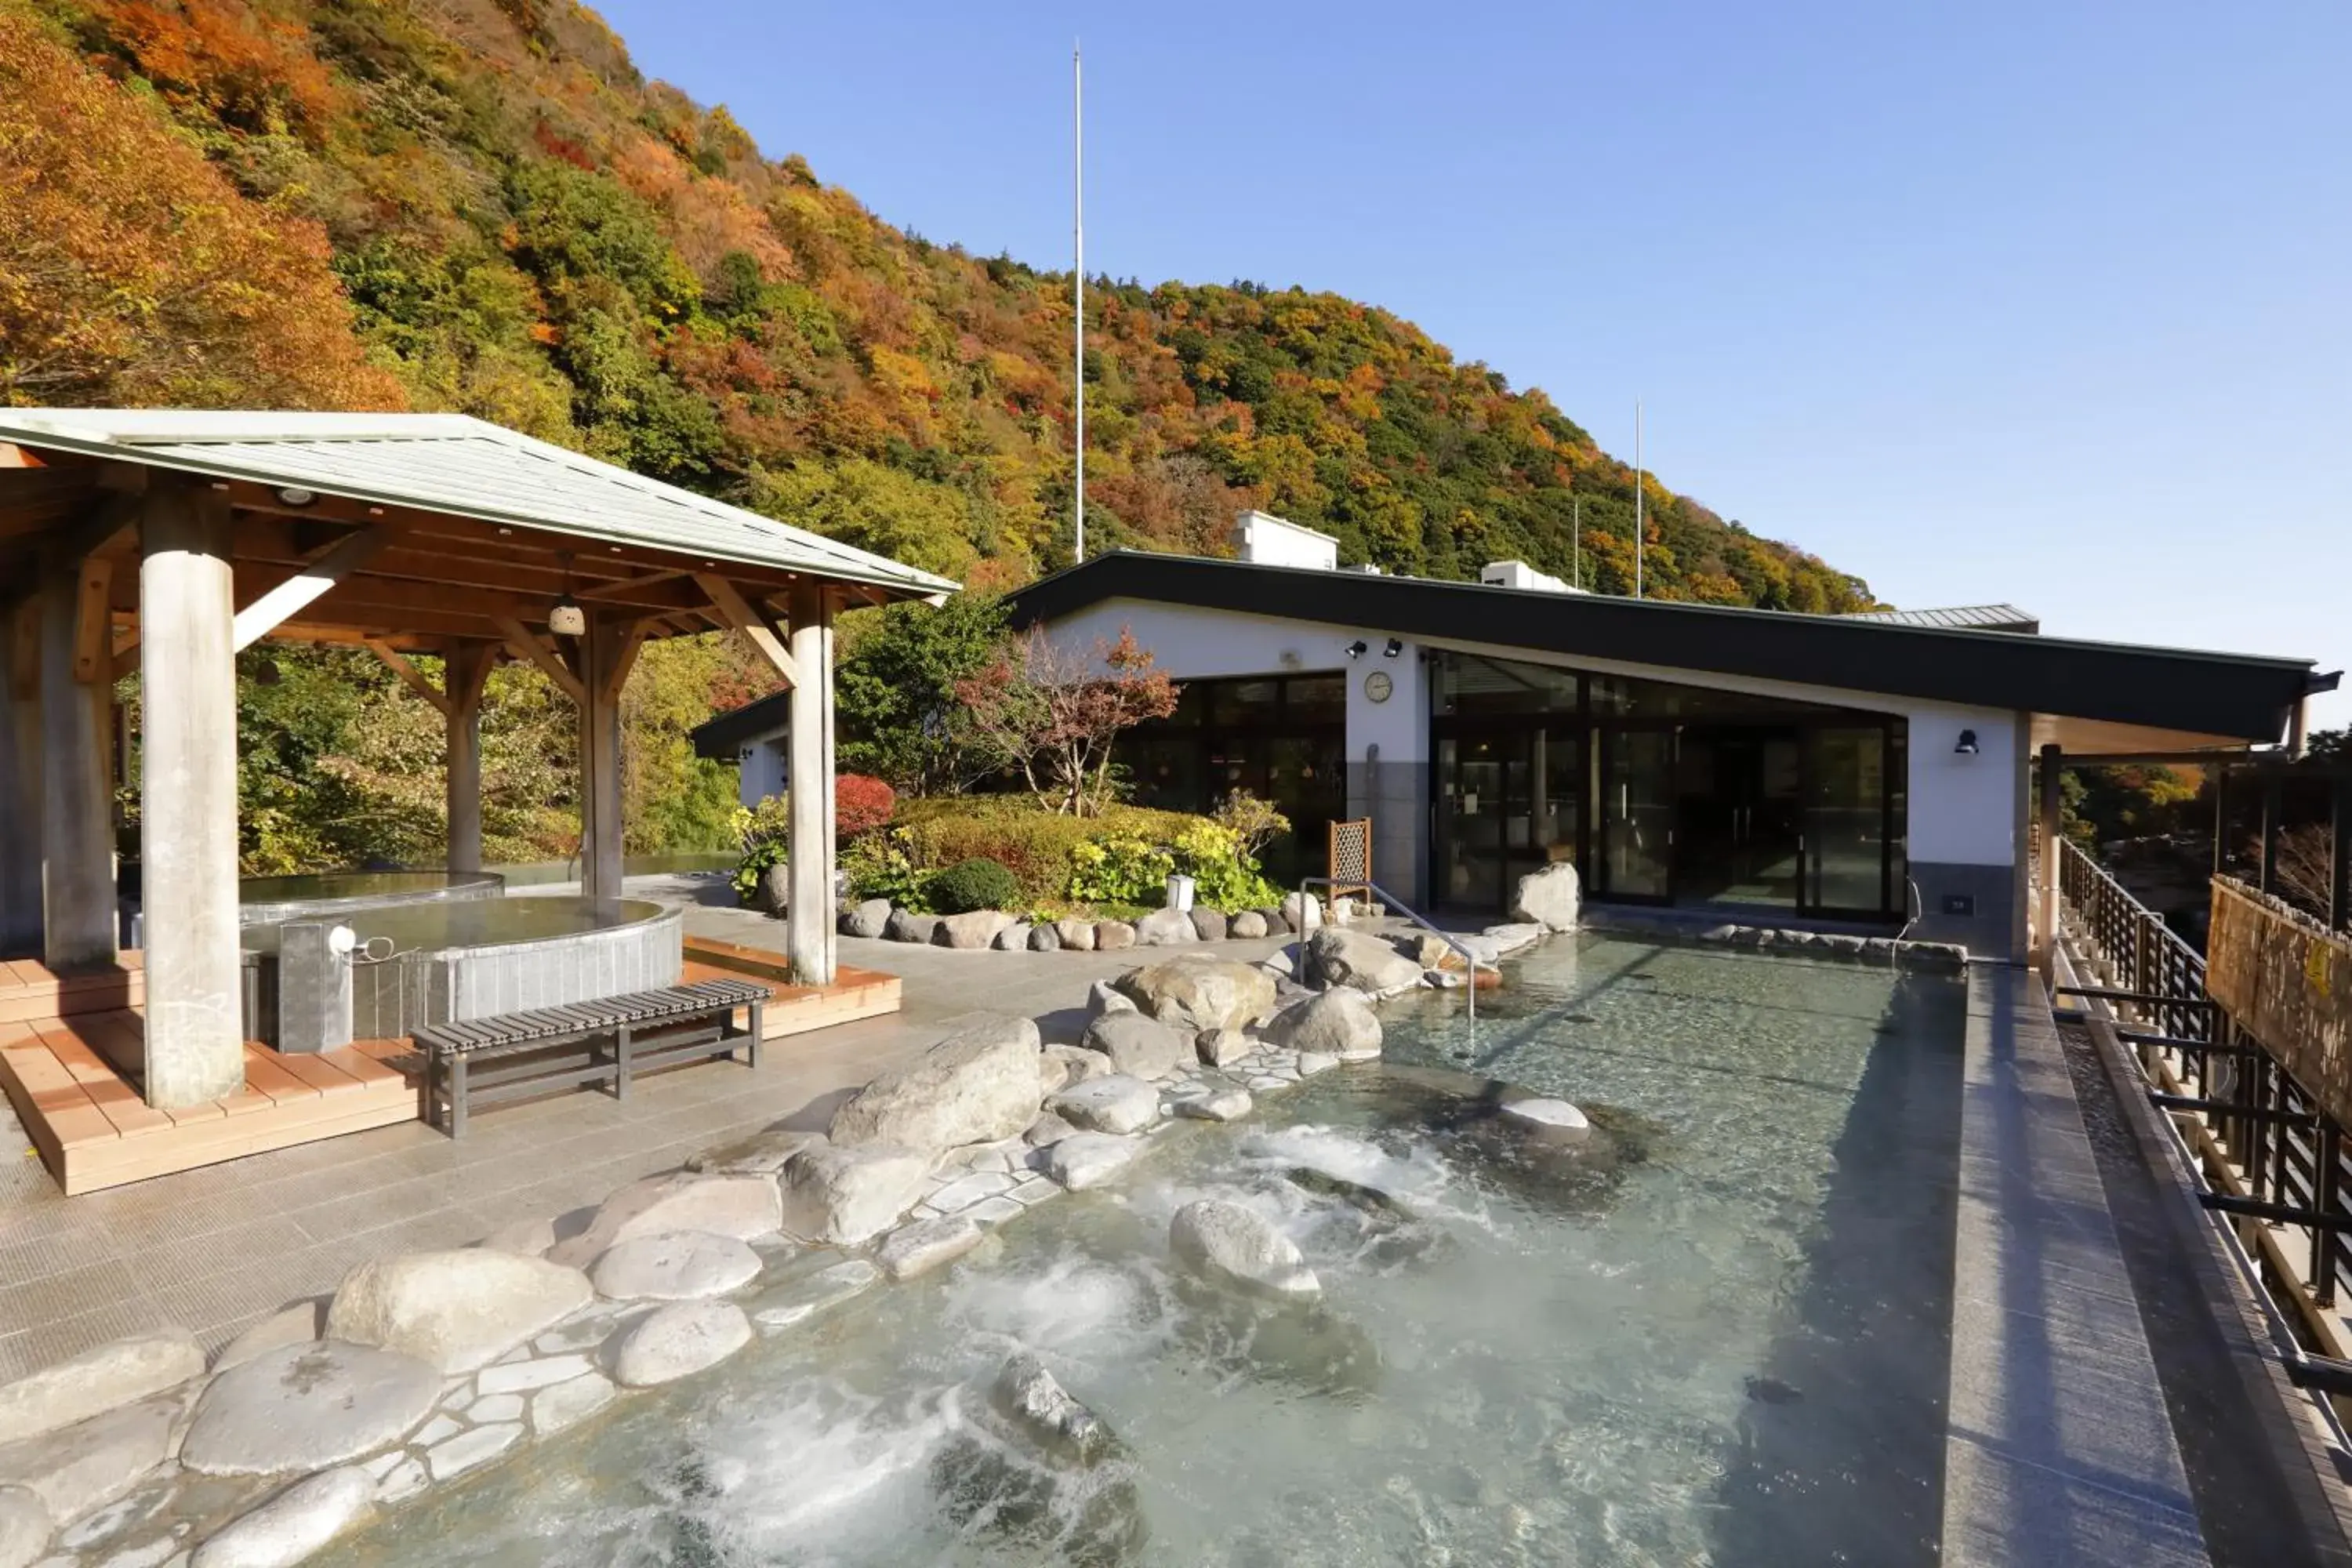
[593,0,2350,731]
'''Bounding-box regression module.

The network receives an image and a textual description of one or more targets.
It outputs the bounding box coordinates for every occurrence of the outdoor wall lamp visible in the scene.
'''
[1953,729,1980,756]
[1345,640,1368,659]
[1383,638,1404,658]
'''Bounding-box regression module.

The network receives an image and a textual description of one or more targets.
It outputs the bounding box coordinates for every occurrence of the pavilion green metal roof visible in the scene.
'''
[0,409,960,598]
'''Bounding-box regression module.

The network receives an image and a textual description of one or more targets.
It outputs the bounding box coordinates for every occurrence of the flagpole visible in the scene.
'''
[1572,494,1580,590]
[1072,42,1085,566]
[1632,399,1643,601]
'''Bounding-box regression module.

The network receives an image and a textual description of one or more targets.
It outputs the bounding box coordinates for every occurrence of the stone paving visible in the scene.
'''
[0,877,1290,1383]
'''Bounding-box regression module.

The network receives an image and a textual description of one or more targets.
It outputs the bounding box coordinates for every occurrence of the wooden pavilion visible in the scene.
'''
[0,410,954,1185]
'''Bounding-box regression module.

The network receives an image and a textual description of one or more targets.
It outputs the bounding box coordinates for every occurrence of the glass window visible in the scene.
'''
[1436,653,1580,715]
[1210,680,1281,728]
[1284,674,1345,726]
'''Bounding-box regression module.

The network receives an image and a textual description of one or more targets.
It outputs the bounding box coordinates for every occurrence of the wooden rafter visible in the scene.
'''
[363,639,453,717]
[694,572,798,688]
[492,615,586,705]
[230,525,385,652]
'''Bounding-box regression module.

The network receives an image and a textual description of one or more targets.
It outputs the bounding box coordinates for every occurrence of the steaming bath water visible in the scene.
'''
[320,935,1967,1566]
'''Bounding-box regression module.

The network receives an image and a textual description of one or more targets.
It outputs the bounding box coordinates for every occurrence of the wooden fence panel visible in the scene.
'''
[2209,877,2352,1133]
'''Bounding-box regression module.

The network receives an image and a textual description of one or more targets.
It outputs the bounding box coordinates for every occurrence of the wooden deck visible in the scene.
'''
[0,1009,418,1196]
[0,946,899,1194]
[681,939,902,1037]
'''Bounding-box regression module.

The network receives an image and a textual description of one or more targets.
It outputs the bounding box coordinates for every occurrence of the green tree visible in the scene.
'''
[835,593,1007,793]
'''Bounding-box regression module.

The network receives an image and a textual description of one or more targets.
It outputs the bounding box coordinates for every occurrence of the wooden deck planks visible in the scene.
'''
[678,945,901,1041]
[0,1012,421,1195]
[0,956,145,1025]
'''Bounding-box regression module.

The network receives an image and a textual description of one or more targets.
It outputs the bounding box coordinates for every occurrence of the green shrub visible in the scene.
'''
[928,855,1022,914]
[1067,837,1175,906]
[843,830,930,911]
[1172,821,1283,910]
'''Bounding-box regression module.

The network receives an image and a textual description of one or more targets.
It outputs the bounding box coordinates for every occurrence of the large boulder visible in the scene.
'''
[1116,954,1276,1033]
[1173,1084,1253,1122]
[1196,1027,1252,1068]
[687,1127,825,1176]
[1133,908,1195,946]
[884,909,939,944]
[1027,924,1062,953]
[827,1013,1044,1156]
[1301,927,1425,994]
[0,1330,204,1446]
[840,898,893,938]
[1094,920,1136,951]
[1189,907,1229,942]
[609,1301,751,1388]
[935,910,1013,949]
[0,1392,184,1526]
[756,862,791,916]
[1264,989,1383,1060]
[589,1231,763,1301]
[1046,1075,1160,1135]
[181,1342,438,1478]
[779,1142,931,1245]
[212,1299,328,1374]
[1229,910,1269,940]
[1501,1097,1592,1144]
[1052,918,1096,952]
[1078,1012,1189,1081]
[1040,1042,1109,1095]
[326,1250,591,1374]
[1482,922,1545,955]
[1279,891,1322,934]
[1040,1132,1143,1191]
[1168,1200,1319,1299]
[993,921,1032,951]
[191,1465,375,1568]
[546,1173,782,1269]
[1510,862,1581,932]
[1085,978,1137,1020]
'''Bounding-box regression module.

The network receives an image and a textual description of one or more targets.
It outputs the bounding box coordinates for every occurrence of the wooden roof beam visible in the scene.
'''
[231,525,387,652]
[492,615,586,705]
[695,573,798,688]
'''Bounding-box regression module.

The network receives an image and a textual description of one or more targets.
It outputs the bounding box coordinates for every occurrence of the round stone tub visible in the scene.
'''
[243,896,682,1047]
[235,869,505,927]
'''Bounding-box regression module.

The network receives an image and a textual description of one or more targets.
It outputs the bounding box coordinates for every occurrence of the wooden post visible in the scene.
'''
[38,549,118,971]
[575,617,625,902]
[139,484,245,1106]
[2329,777,2349,935]
[2259,773,2280,896]
[445,642,495,875]
[786,582,835,986]
[2036,742,2062,985]
[0,601,42,956]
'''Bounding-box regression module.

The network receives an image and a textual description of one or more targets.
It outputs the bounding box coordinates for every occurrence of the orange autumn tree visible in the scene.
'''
[956,627,1180,817]
[0,6,400,409]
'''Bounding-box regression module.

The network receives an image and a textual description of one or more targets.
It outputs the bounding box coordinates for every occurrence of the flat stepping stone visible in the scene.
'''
[0,1391,184,1526]
[877,1217,985,1281]
[1040,1133,1144,1192]
[1047,1075,1161,1135]
[327,1250,591,1374]
[423,1421,521,1482]
[528,1372,617,1437]
[0,1330,203,1446]
[182,1342,439,1478]
[476,1354,593,1396]
[1174,1086,1253,1122]
[590,1231,762,1301]
[189,1463,374,1568]
[750,1260,881,1333]
[610,1301,752,1388]
[927,1171,1016,1212]
[1501,1097,1591,1140]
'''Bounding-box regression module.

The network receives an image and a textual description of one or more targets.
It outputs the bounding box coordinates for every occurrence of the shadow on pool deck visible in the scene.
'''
[1706,970,1967,1568]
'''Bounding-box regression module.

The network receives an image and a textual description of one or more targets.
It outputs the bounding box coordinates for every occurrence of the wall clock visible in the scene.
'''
[1363,670,1393,703]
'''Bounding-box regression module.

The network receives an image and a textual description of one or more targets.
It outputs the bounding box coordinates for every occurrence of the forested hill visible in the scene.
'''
[0,0,1870,611]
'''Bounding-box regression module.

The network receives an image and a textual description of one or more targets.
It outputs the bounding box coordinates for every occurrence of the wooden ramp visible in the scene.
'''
[0,996,418,1196]
[681,939,902,1038]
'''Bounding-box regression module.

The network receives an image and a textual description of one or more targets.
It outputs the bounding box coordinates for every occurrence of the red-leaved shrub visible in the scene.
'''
[835,774,895,839]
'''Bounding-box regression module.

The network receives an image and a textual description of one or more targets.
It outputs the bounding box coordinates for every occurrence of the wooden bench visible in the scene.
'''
[414,978,771,1137]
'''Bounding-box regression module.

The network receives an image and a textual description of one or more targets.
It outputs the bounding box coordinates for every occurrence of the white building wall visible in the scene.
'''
[735,734,788,810]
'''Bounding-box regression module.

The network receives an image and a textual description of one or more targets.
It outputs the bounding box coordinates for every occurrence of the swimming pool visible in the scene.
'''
[318,935,1967,1566]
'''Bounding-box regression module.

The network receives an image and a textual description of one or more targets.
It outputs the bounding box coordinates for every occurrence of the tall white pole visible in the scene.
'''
[1072,42,1085,566]
[1632,398,1643,601]
[1572,494,1580,590]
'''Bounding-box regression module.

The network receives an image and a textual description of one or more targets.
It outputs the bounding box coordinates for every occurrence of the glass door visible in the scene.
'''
[1436,735,1507,910]
[1803,725,1890,916]
[1600,727,1677,902]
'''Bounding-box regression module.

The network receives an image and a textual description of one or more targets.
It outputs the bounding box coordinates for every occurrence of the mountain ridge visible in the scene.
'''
[2,0,1872,612]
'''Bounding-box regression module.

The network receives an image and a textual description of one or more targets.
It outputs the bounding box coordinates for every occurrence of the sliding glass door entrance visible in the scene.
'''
[1432,652,1907,922]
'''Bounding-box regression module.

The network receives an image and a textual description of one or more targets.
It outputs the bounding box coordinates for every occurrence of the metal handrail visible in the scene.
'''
[1298,876,1490,1022]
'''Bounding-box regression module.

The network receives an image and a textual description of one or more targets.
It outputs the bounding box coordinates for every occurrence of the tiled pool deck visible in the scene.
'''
[1,889,2342,1562]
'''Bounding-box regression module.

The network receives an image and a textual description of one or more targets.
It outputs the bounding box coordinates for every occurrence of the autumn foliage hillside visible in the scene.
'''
[2,0,1871,610]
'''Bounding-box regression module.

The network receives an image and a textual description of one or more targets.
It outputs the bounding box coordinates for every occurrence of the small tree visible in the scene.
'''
[955,626,1179,816]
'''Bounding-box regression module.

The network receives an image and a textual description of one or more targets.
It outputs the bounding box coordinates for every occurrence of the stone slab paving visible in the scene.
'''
[0,877,1291,1382]
[1940,964,2207,1566]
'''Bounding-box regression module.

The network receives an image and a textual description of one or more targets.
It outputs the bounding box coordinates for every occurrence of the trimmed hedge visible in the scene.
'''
[856,797,1281,915]
[928,855,1022,914]
[891,797,1205,905]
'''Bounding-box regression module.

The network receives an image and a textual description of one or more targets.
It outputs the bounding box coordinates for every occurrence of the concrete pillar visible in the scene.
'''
[445,643,494,875]
[786,583,836,985]
[139,485,245,1106]
[0,603,42,956]
[2036,742,2062,985]
[576,619,625,902]
[38,558,117,971]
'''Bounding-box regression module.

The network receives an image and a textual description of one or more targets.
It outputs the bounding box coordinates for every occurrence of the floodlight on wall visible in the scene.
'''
[1345,640,1369,659]
[1383,638,1403,658]
[547,551,587,637]
[1953,728,1980,756]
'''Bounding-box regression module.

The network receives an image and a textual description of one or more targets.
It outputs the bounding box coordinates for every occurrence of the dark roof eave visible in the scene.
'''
[1005,552,2317,746]
[690,689,791,759]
